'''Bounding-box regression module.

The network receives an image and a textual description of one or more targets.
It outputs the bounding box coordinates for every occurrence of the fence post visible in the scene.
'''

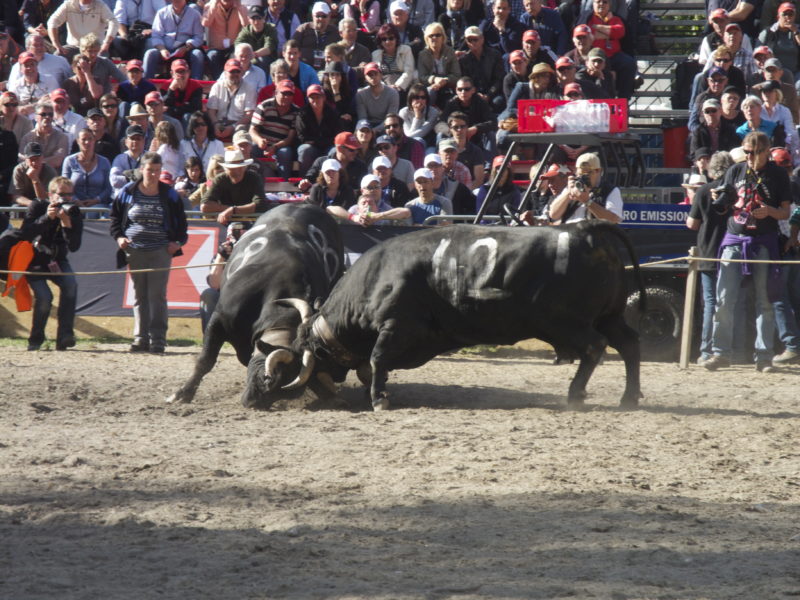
[679,246,698,369]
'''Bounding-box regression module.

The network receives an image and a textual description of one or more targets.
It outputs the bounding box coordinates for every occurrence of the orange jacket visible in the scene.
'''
[2,240,34,312]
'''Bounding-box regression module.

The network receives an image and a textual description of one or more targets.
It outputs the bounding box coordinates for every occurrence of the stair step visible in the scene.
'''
[644,2,705,9]
[633,90,674,98]
[638,54,694,62]
[651,19,704,28]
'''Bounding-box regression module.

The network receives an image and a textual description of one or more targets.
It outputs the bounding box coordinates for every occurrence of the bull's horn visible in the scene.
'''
[276,298,313,323]
[282,350,315,390]
[316,372,338,395]
[264,348,293,377]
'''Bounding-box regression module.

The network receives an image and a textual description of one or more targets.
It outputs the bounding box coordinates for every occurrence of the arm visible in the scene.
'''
[47,4,68,55]
[728,0,755,23]
[101,3,121,54]
[394,45,415,90]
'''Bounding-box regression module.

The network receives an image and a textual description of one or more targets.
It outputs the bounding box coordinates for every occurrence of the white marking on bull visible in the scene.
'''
[466,238,498,298]
[432,237,458,304]
[227,236,268,276]
[555,231,571,275]
[432,237,500,304]
[307,224,341,284]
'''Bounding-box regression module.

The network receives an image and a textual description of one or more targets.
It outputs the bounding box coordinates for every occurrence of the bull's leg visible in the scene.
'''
[566,330,607,407]
[166,314,226,404]
[369,328,400,411]
[597,315,642,408]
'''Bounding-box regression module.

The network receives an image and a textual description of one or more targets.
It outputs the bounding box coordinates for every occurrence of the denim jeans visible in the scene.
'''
[700,269,747,361]
[774,259,800,352]
[712,244,775,362]
[27,261,77,347]
[143,48,206,80]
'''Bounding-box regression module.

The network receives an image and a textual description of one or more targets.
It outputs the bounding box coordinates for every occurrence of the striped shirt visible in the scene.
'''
[251,97,299,143]
[125,188,169,249]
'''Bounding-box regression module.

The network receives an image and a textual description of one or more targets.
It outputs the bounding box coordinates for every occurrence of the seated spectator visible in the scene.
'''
[338,18,372,72]
[112,0,162,61]
[458,26,505,113]
[399,83,441,150]
[355,119,377,164]
[565,23,597,70]
[698,8,729,66]
[440,76,497,151]
[438,137,472,188]
[47,0,119,61]
[21,102,70,170]
[62,127,113,211]
[51,87,87,147]
[761,58,800,123]
[77,33,125,97]
[756,79,799,161]
[548,151,623,224]
[520,28,557,71]
[77,108,119,162]
[519,0,568,55]
[324,42,361,94]
[758,2,800,77]
[188,153,225,206]
[405,167,451,224]
[690,45,747,112]
[497,64,559,147]
[372,23,415,95]
[202,0,248,79]
[124,103,154,149]
[335,173,411,225]
[555,55,603,98]
[160,59,204,127]
[117,59,158,115]
[0,32,18,87]
[10,142,57,207]
[692,147,711,179]
[758,0,800,37]
[8,34,72,87]
[260,59,303,105]
[293,2,340,70]
[401,0,436,30]
[175,156,205,206]
[720,85,745,128]
[322,61,357,127]
[0,91,33,145]
[389,1,425,58]
[235,5,278,74]
[749,45,795,88]
[504,50,530,101]
[735,94,786,148]
[264,0,300,56]
[479,0,525,58]
[236,43,268,93]
[373,154,413,206]
[577,0,636,98]
[689,66,731,131]
[250,79,300,179]
[357,62,400,133]
[151,120,183,178]
[524,162,572,223]
[99,93,125,143]
[690,98,741,161]
[62,54,102,116]
[475,154,521,216]
[440,113,484,188]
[425,151,475,214]
[418,22,461,109]
[438,0,472,52]
[180,112,226,173]
[22,0,60,46]
[341,0,382,37]
[298,131,367,193]
[575,47,615,98]
[9,51,59,116]
[231,129,266,179]
[306,157,356,212]
[273,39,321,94]
[200,148,273,225]
[720,23,755,84]
[296,83,342,172]
[144,0,205,80]
[110,124,147,198]
[145,90,184,142]
[374,133,415,187]
[383,113,424,168]
[206,59,256,142]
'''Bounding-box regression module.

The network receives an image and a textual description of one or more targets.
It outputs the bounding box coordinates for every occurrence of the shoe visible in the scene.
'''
[772,349,800,365]
[149,346,165,354]
[756,361,774,373]
[55,337,76,351]
[27,343,41,351]
[130,341,150,352]
[696,355,711,366]
[702,355,730,371]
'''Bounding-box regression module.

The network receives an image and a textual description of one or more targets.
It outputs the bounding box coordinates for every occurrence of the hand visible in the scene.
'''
[466,125,478,139]
[47,202,61,220]
[298,179,312,192]
[169,78,183,91]
[174,45,187,58]
[217,206,235,225]
[167,241,182,255]
[35,24,47,37]
[26,164,42,180]
[752,205,771,219]
[161,48,171,61]
[117,237,131,250]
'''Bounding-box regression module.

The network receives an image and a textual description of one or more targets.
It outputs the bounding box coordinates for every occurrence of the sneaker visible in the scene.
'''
[756,361,774,373]
[702,355,730,371]
[772,349,800,365]
[55,337,76,351]
[130,341,150,352]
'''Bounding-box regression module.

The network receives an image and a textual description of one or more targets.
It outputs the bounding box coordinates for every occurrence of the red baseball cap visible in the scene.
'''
[364,61,381,74]
[159,171,175,184]
[564,82,582,95]
[771,147,792,166]
[306,83,324,97]
[708,8,728,21]
[753,45,772,57]
[171,59,189,72]
[555,56,575,69]
[492,155,507,169]
[779,1,796,13]
[724,22,741,31]
[572,24,592,37]
[144,90,162,104]
[18,51,36,64]
[224,58,243,72]
[126,59,143,71]
[540,163,572,178]
[50,88,68,100]
[334,131,360,150]
[509,49,526,63]
[276,79,295,93]
[522,29,540,42]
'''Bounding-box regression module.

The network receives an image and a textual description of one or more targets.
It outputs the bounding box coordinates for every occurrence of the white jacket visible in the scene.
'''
[48,0,119,46]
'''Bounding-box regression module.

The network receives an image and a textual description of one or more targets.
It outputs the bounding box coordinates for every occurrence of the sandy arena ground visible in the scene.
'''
[1,343,799,600]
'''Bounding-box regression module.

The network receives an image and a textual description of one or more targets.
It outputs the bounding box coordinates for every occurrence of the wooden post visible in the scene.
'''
[679,246,699,369]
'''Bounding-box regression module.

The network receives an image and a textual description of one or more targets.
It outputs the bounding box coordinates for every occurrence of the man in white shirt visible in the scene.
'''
[51,88,87,147]
[8,52,59,117]
[235,42,267,92]
[547,152,623,224]
[7,35,72,87]
[207,58,257,141]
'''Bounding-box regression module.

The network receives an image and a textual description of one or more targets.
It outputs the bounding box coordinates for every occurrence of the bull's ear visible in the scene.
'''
[255,340,273,356]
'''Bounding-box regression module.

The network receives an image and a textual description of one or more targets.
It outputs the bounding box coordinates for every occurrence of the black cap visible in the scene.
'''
[248,4,265,17]
[324,61,344,74]
[722,85,740,96]
[86,108,103,119]
[693,146,711,161]
[125,124,145,138]
[23,141,43,157]
[754,79,781,93]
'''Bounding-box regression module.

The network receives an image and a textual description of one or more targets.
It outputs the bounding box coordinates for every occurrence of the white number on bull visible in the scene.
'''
[432,237,499,304]
[307,224,340,284]
[227,225,268,276]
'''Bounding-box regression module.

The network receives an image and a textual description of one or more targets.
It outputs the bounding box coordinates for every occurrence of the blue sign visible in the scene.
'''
[622,203,690,228]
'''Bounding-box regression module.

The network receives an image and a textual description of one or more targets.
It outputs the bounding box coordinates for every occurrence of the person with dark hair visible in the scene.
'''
[160,59,204,126]
[474,154,521,216]
[372,22,415,94]
[690,98,740,160]
[399,83,441,149]
[440,75,497,152]
[519,0,568,55]
[479,0,525,57]
[111,151,188,354]
[110,124,147,197]
[296,83,343,172]
[307,157,356,211]
[62,126,112,211]
[235,5,278,74]
[321,60,357,126]
[179,112,226,172]
[356,62,400,133]
[202,0,248,79]
[458,26,505,112]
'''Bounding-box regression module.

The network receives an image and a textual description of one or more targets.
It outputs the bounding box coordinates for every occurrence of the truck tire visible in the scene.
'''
[625,286,683,361]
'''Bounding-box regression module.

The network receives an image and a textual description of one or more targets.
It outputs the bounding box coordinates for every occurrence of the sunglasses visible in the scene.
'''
[710,77,727,83]
[457,87,473,92]
[567,92,582,98]
[102,104,118,108]
[557,66,574,71]
[278,91,293,95]
[37,112,54,117]
[229,70,242,74]
[466,37,479,43]
[450,124,466,130]
[173,69,187,74]
[428,33,443,38]
[743,148,765,155]
[365,184,380,190]
[3,102,18,107]
[703,108,718,114]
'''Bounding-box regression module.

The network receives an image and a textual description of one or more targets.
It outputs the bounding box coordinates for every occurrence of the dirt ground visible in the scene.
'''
[1,342,799,600]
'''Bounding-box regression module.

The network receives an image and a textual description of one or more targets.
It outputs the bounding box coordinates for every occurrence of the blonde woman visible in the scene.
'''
[417,22,461,107]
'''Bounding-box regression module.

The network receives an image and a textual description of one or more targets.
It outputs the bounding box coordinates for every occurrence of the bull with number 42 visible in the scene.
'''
[283,220,646,410]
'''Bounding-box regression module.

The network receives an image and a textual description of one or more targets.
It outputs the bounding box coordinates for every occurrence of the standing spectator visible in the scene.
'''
[21,102,69,170]
[10,142,57,207]
[235,42,268,92]
[479,0,525,58]
[703,131,791,372]
[0,91,33,144]
[47,0,119,60]
[7,34,72,87]
[9,51,59,116]
[293,2,340,70]
[338,18,372,71]
[519,0,567,55]
[144,0,205,80]
[372,23,415,94]
[235,5,278,74]
[417,22,460,109]
[389,0,425,58]
[117,59,158,114]
[180,112,226,173]
[23,0,62,42]
[250,79,300,178]
[206,59,257,142]
[62,127,112,210]
[200,147,271,224]
[458,26,505,112]
[51,87,87,147]
[296,83,341,172]
[110,124,147,197]
[202,0,248,79]
[356,62,400,133]
[21,176,83,352]
[110,152,188,354]
[160,59,203,126]
[579,0,636,99]
[265,0,300,55]
[112,0,165,61]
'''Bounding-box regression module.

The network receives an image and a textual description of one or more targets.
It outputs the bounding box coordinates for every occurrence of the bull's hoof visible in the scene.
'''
[372,393,390,411]
[620,391,642,409]
[166,390,192,404]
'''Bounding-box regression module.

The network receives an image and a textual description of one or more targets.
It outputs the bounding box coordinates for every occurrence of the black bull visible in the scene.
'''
[168,204,345,408]
[288,220,645,410]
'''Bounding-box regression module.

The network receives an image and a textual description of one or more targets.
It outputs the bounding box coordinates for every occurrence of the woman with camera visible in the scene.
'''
[20,176,83,352]
[547,152,623,224]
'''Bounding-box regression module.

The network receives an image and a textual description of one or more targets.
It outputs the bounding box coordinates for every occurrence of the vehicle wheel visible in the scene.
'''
[624,286,683,361]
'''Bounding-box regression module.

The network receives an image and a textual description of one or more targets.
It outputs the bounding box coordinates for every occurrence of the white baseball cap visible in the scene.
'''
[312,1,331,14]
[321,158,341,172]
[424,153,443,166]
[414,168,434,181]
[361,174,380,188]
[390,0,410,13]
[372,155,392,170]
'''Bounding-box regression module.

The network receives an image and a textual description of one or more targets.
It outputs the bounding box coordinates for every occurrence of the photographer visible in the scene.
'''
[547,152,623,224]
[199,221,249,332]
[20,176,83,352]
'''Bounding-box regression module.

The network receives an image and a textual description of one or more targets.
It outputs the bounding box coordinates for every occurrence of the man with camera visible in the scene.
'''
[20,176,83,351]
[547,152,623,224]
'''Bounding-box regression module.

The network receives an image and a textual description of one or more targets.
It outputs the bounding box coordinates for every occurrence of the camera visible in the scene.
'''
[52,197,78,215]
[574,175,591,192]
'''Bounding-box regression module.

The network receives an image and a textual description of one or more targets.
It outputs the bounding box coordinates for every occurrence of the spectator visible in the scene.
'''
[265,0,300,55]
[23,0,62,43]
[759,0,800,36]
[8,34,72,87]
[389,0,425,58]
[356,61,400,132]
[736,95,786,148]
[749,45,795,88]
[475,154,520,216]
[691,45,747,112]
[458,26,505,112]
[698,8,731,65]
[548,151,623,224]
[198,220,247,332]
[110,124,147,197]
[519,28,557,70]
[338,18,372,71]
[62,127,113,211]
[400,0,436,30]
[21,176,83,352]
[307,157,357,212]
[144,90,184,141]
[110,152,188,353]
[399,83,441,149]
[47,0,119,60]
[78,32,125,97]
[373,154,413,206]
[405,167,450,224]
[231,129,266,179]
[720,23,755,84]
[479,0,524,57]
[112,0,164,61]
[0,91,33,145]
[324,41,361,93]
[275,39,321,94]
[438,0,472,52]
[438,137,472,188]
[418,22,461,109]
[51,87,87,147]
[10,142,57,207]
[250,78,300,179]
[442,111,484,187]
[81,107,118,164]
[175,155,205,204]
[440,75,496,153]
[758,2,800,76]
[293,1,340,70]
[688,65,729,131]
[9,51,59,116]
[690,98,740,160]
[503,49,529,101]
[565,23,595,69]
[299,130,367,192]
[21,102,70,170]
[322,61,357,126]
[425,151,475,214]
[207,59,256,142]
[519,0,567,55]
[295,83,341,172]
[720,85,745,128]
[756,79,799,161]
[100,93,126,144]
[144,0,205,80]
[235,5,278,74]
[159,59,203,126]
[338,173,411,225]
[236,42,268,92]
[124,102,154,148]
[117,59,158,114]
[706,0,759,40]
[151,120,182,177]
[354,118,377,164]
[374,133,414,186]
[62,53,103,116]
[761,57,800,123]
[555,55,603,98]
[180,111,226,172]
[202,0,248,79]
[693,147,711,180]
[383,113,424,168]
[372,23,415,94]
[578,0,636,99]
[575,47,615,98]
[523,162,572,224]
[703,131,791,372]
[497,64,559,147]
[200,147,272,225]
[341,0,382,36]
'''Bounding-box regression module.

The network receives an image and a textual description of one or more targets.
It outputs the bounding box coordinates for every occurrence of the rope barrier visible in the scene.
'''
[0,263,218,277]
[628,255,800,270]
